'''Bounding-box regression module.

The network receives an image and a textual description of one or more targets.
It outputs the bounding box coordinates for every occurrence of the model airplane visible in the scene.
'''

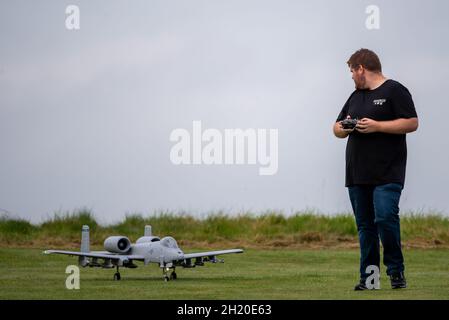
[44,225,243,281]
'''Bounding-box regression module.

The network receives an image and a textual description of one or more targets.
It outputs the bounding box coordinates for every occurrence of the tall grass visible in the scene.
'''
[0,215,36,244]
[40,209,98,236]
[0,209,448,248]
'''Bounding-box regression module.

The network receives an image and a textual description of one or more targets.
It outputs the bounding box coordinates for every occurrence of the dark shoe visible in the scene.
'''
[390,272,407,289]
[354,279,369,291]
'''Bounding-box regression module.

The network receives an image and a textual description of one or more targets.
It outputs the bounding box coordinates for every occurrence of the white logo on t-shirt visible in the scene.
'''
[373,99,386,106]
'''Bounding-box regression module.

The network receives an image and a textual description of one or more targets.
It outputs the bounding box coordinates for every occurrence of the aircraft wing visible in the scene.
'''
[43,250,144,261]
[182,249,243,259]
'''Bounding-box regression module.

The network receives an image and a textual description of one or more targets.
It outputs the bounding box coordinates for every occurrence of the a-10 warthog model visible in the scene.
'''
[44,225,243,281]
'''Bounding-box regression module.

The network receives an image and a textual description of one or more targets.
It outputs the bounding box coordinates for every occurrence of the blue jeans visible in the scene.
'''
[348,183,405,279]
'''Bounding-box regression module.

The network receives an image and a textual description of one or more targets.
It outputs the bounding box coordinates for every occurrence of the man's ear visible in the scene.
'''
[358,66,365,74]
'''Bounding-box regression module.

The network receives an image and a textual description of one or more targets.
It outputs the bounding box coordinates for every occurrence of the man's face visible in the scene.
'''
[350,66,366,89]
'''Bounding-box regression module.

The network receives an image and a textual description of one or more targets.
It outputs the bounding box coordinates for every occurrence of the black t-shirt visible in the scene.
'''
[336,79,418,187]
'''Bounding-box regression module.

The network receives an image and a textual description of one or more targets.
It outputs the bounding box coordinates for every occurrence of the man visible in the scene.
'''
[333,48,418,290]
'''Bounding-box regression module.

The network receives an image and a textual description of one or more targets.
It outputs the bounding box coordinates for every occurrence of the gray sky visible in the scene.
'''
[1,0,448,224]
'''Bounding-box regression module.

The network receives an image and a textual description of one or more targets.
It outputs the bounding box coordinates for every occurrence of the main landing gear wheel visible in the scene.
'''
[170,272,177,280]
[114,266,121,281]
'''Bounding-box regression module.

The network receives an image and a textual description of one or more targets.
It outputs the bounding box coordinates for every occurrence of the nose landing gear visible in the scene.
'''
[163,266,177,281]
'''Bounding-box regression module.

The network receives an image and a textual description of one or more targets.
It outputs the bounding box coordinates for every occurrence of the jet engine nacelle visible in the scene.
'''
[104,236,131,253]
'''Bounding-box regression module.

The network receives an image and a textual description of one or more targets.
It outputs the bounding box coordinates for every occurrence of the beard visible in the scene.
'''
[354,76,367,89]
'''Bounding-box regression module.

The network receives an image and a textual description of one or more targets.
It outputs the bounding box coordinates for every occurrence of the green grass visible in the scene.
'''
[0,248,448,299]
[1,209,449,248]
[1,209,448,299]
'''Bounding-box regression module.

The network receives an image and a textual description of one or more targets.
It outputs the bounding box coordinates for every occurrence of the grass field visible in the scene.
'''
[1,247,449,300]
[1,210,448,299]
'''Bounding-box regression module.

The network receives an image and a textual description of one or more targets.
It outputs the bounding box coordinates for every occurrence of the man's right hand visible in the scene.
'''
[340,116,357,132]
[334,116,355,138]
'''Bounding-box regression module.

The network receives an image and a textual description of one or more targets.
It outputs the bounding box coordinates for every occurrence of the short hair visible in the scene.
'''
[347,48,382,72]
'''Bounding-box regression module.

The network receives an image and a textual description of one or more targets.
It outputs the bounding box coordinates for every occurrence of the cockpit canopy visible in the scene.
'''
[160,236,179,249]
[136,236,160,244]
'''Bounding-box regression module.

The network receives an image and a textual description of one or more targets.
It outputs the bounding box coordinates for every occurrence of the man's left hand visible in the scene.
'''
[356,118,380,133]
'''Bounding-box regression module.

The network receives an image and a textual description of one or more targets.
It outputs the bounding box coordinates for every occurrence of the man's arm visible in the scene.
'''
[356,117,418,134]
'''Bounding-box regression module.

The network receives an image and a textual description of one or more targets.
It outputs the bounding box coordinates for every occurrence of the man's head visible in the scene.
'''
[347,49,382,90]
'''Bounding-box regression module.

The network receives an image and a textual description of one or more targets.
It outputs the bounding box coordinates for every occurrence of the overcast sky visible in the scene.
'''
[1,0,448,224]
